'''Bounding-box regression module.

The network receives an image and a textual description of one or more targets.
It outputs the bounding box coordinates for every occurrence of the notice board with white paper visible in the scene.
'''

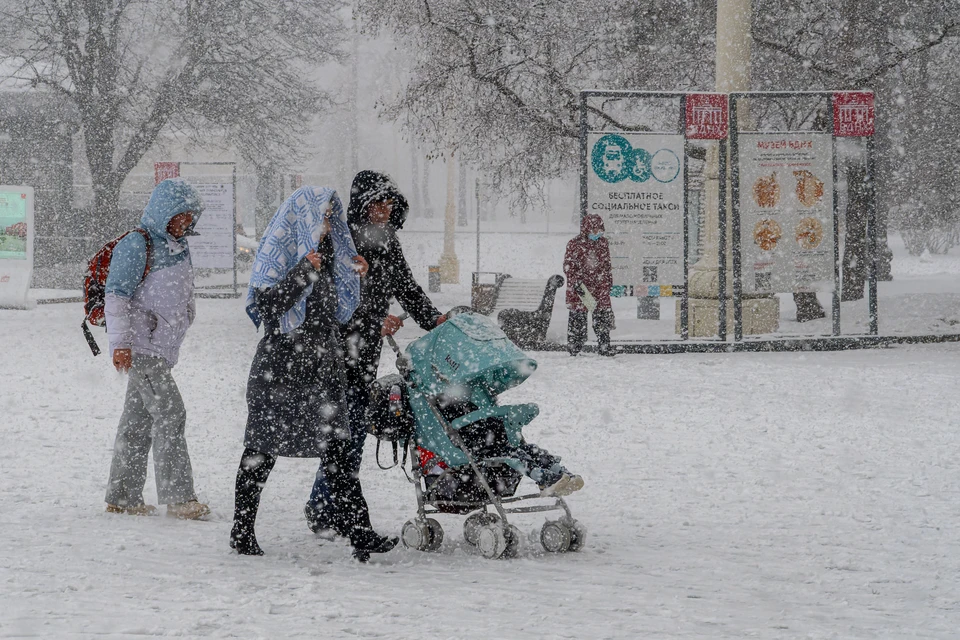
[188,183,235,270]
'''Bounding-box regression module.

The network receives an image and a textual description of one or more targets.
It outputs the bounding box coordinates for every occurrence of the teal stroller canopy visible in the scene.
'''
[405,312,538,397]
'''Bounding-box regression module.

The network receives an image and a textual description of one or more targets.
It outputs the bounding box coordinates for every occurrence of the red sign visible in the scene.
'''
[154,162,180,185]
[833,92,875,137]
[685,93,728,140]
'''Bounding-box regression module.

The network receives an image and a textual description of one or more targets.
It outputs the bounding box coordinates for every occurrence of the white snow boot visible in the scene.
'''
[167,500,210,520]
[540,474,585,497]
[106,503,158,516]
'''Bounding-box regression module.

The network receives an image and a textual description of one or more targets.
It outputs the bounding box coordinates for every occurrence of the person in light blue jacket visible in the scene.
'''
[103,178,210,520]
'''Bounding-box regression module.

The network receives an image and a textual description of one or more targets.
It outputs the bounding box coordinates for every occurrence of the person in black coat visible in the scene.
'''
[230,187,396,560]
[304,170,446,537]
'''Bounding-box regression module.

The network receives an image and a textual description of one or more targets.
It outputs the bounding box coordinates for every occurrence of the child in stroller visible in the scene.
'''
[421,393,584,499]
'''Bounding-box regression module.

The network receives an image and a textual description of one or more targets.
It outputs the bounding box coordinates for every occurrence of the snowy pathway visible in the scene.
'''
[3,299,960,638]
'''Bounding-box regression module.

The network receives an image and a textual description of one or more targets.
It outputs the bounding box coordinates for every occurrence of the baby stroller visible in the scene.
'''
[368,308,586,559]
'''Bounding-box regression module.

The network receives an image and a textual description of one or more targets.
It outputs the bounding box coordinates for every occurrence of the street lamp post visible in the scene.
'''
[439,149,460,283]
[684,0,780,337]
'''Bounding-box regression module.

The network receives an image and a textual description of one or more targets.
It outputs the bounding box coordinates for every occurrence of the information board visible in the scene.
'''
[586,131,685,289]
[0,190,28,260]
[737,132,834,294]
[188,183,235,270]
[0,186,34,308]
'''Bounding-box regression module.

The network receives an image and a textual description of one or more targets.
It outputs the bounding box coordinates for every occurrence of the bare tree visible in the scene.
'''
[753,0,960,280]
[358,0,714,206]
[0,0,344,224]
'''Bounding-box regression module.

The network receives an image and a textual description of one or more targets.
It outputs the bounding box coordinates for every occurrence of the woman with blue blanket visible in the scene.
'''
[230,187,396,560]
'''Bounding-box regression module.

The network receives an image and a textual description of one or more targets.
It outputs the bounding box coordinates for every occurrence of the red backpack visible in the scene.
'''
[81,228,152,356]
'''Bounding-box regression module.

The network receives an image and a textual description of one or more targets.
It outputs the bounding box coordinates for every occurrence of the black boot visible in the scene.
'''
[230,522,264,556]
[324,437,396,560]
[230,449,276,556]
[350,528,399,562]
[794,292,826,322]
[304,503,345,540]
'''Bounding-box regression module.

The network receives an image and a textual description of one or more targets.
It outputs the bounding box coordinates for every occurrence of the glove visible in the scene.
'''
[577,284,597,312]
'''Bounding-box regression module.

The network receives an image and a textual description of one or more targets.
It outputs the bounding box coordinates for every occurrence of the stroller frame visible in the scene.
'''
[385,329,585,559]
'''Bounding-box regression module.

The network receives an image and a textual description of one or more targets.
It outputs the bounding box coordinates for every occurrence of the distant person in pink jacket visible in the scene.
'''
[563,214,615,356]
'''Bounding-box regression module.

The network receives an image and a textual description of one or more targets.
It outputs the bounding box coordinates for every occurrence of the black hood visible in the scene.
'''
[347,170,409,231]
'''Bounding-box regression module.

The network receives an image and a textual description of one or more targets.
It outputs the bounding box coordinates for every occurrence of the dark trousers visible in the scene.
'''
[306,361,374,538]
[306,393,372,538]
[306,324,378,535]
[567,308,614,354]
[233,435,374,549]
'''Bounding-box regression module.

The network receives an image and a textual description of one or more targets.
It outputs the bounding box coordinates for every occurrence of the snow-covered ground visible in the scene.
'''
[5,229,960,638]
[4,291,960,638]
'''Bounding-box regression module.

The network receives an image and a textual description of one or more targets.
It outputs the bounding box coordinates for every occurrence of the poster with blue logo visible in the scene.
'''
[587,132,685,290]
[0,186,34,309]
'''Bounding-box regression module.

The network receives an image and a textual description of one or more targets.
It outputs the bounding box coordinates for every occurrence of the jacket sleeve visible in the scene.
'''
[105,293,133,355]
[563,240,581,286]
[253,257,320,325]
[599,241,614,291]
[104,233,148,355]
[388,241,442,330]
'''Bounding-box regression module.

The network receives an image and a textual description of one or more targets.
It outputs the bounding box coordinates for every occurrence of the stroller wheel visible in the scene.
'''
[475,524,507,559]
[424,518,444,551]
[463,512,501,546]
[401,518,444,552]
[562,517,587,553]
[540,520,572,553]
[503,524,521,559]
[476,523,520,559]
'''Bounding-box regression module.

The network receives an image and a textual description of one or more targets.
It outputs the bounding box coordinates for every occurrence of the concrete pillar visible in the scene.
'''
[683,0,779,337]
[439,149,460,283]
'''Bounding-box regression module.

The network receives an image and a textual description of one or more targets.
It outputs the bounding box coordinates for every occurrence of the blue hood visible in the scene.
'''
[141,178,205,247]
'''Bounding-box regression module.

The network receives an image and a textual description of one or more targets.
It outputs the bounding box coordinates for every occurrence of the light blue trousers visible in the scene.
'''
[105,355,197,506]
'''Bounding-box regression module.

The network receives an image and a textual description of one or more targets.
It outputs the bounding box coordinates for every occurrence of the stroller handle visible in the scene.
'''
[384,313,409,352]
[384,312,411,378]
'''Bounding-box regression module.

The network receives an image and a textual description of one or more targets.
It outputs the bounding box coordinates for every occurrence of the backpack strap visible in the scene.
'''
[81,319,101,356]
[84,229,152,358]
[134,228,152,278]
[375,438,402,471]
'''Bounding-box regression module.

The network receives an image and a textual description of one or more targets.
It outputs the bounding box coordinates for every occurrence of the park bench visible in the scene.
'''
[471,272,565,349]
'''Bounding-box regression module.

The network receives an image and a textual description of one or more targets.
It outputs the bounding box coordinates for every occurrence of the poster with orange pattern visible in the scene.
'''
[737,132,834,294]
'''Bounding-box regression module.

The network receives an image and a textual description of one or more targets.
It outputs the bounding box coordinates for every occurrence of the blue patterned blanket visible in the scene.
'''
[246,187,360,332]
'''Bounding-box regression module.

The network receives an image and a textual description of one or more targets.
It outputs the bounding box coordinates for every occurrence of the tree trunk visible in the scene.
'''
[255,162,281,238]
[842,163,869,301]
[92,179,123,233]
[82,95,126,236]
